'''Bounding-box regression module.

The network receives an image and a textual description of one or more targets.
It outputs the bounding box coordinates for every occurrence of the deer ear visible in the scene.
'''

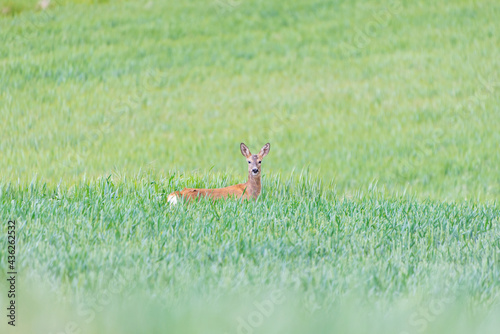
[240,143,251,158]
[259,143,270,158]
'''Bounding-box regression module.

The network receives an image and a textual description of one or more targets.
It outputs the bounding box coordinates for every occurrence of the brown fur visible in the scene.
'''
[168,143,270,203]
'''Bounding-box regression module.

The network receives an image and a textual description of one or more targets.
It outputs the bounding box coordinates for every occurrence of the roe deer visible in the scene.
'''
[167,143,270,205]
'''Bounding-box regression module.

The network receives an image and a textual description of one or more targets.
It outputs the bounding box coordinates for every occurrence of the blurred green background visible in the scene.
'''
[1,0,499,199]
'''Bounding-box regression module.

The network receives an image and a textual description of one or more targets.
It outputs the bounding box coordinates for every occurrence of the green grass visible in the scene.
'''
[0,0,499,333]
[0,0,499,199]
[1,174,499,333]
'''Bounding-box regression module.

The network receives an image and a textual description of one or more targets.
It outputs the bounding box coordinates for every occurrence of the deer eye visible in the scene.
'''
[258,161,262,164]
[248,161,251,164]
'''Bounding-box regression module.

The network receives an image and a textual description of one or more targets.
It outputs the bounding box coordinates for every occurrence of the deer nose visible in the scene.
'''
[252,168,259,173]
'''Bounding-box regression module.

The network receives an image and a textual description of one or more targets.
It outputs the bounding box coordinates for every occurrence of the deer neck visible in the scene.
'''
[245,173,261,199]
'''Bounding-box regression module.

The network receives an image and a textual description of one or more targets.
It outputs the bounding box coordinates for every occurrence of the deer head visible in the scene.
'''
[240,143,270,177]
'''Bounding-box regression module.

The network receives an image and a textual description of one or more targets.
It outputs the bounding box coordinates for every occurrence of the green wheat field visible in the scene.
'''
[0,0,499,333]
